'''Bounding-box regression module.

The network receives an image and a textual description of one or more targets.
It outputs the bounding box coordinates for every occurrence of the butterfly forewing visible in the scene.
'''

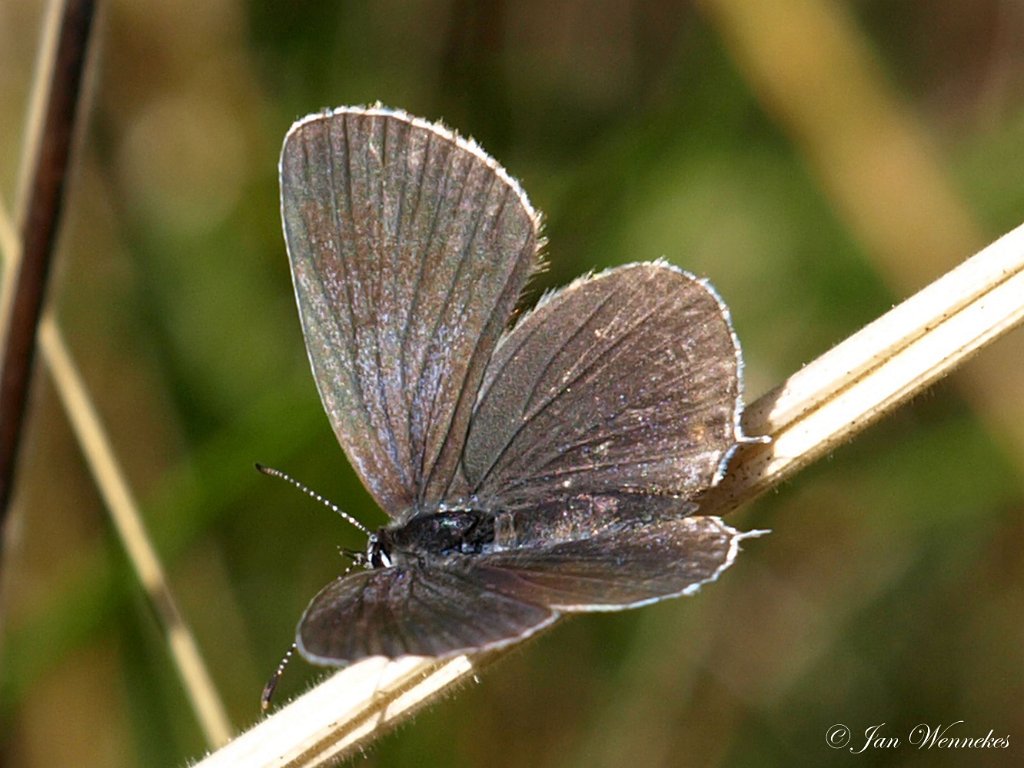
[463,263,742,508]
[298,563,556,666]
[280,107,540,517]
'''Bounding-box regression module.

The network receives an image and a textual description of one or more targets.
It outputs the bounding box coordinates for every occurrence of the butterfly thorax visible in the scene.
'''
[369,509,499,568]
[366,492,692,570]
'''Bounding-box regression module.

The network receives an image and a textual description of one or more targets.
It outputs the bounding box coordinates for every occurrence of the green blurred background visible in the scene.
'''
[1,0,1023,766]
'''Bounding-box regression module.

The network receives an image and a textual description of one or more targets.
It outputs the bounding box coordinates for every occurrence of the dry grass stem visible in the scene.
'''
[38,318,235,746]
[702,219,1024,513]
[193,655,484,767]
[193,222,1024,766]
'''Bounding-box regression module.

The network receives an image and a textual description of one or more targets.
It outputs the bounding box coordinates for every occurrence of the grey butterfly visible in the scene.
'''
[277,105,761,671]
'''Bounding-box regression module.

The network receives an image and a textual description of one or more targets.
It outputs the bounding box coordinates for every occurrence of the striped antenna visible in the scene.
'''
[260,644,295,712]
[255,463,371,536]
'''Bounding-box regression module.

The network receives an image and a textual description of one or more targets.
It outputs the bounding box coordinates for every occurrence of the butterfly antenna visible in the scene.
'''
[255,463,371,535]
[261,644,296,712]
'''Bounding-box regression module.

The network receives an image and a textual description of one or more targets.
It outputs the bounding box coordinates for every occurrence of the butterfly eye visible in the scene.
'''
[365,533,392,568]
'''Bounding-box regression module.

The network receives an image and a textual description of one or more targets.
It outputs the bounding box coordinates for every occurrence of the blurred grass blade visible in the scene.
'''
[0,0,95,523]
[0,1,234,743]
[699,0,1024,472]
[0,196,234,749]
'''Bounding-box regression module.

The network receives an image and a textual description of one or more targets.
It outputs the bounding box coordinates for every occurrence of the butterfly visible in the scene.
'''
[275,105,760,681]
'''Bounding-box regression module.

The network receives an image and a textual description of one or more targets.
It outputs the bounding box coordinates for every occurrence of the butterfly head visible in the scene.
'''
[366,531,394,569]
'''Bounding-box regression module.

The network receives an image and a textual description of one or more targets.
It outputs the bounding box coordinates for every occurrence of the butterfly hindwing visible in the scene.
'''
[471,514,757,611]
[463,263,742,508]
[297,513,757,668]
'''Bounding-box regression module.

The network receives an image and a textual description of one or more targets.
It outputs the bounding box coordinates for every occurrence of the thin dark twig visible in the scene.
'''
[0,0,96,524]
